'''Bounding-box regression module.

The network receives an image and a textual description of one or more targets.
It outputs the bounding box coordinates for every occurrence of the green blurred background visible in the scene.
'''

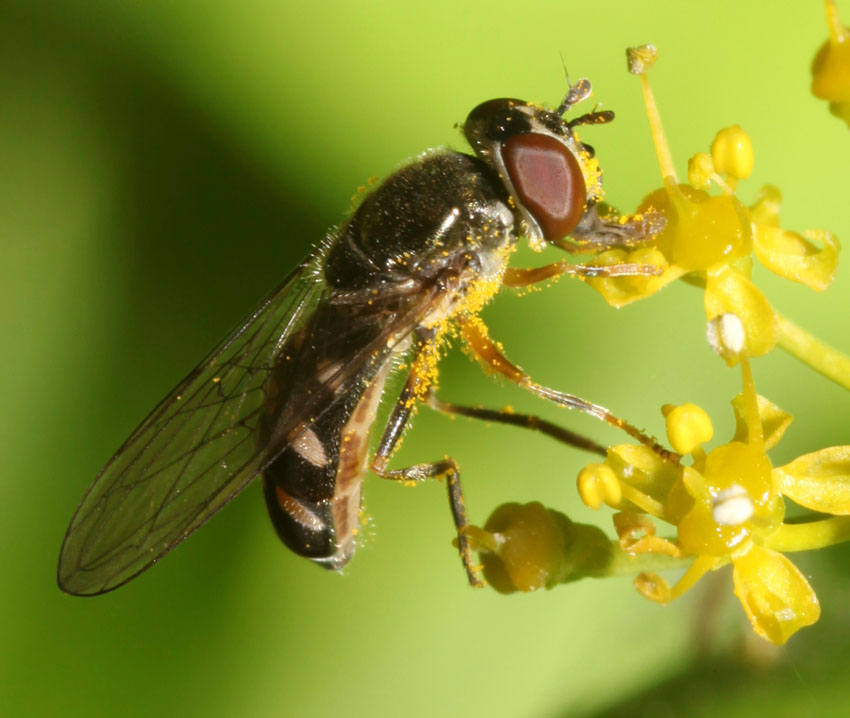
[4,1,850,716]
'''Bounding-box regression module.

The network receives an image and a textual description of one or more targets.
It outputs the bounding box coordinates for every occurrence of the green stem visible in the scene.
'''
[578,540,696,580]
[775,312,850,391]
[763,516,850,553]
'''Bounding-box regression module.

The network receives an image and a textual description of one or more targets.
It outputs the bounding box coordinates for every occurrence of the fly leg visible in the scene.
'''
[370,339,484,587]
[425,394,607,457]
[502,259,659,287]
[564,203,666,253]
[503,214,665,286]
[457,314,679,465]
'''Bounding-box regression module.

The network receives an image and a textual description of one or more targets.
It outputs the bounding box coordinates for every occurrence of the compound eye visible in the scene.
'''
[502,133,587,241]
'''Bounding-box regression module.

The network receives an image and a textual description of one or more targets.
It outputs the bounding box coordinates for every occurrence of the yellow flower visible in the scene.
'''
[527,337,850,644]
[463,40,850,645]
[578,351,850,644]
[465,362,850,642]
[812,0,850,125]
[588,46,840,364]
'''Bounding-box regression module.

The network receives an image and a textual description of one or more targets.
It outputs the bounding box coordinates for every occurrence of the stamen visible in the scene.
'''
[627,45,678,183]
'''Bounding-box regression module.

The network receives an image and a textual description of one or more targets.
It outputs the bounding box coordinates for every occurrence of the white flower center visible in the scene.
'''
[712,483,754,526]
[706,313,746,360]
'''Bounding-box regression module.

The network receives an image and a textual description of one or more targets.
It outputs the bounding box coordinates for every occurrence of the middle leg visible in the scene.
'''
[426,393,608,457]
[370,336,484,587]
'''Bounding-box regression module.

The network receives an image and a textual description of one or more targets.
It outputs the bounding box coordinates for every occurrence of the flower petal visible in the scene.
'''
[605,444,680,503]
[774,446,850,514]
[669,191,752,271]
[748,184,782,227]
[732,542,820,645]
[753,225,840,291]
[704,267,778,359]
[613,511,679,556]
[731,392,793,451]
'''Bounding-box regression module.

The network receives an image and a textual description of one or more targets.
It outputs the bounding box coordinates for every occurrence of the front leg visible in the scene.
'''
[563,203,665,253]
[503,259,660,287]
[503,206,665,288]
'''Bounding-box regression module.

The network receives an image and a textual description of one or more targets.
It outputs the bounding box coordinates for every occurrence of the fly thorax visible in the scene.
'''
[420,235,515,330]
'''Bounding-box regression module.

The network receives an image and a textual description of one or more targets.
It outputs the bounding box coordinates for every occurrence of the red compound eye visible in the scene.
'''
[502,133,587,241]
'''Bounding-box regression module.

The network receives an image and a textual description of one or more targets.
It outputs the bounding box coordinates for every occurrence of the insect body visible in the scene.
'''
[260,151,515,572]
[58,78,659,595]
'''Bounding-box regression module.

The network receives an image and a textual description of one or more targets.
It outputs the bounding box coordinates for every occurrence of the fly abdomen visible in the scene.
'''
[260,301,396,569]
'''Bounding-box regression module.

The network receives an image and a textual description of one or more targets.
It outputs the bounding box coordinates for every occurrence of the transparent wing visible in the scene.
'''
[58,257,329,595]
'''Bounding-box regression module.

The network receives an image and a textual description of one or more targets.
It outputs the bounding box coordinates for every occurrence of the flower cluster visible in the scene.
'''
[467,354,850,644]
[579,353,848,645]
[588,45,839,366]
[462,35,850,646]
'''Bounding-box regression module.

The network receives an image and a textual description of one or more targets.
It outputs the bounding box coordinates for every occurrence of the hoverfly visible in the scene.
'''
[58,76,665,596]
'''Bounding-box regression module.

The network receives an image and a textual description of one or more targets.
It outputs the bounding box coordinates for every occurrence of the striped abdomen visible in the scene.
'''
[260,301,397,569]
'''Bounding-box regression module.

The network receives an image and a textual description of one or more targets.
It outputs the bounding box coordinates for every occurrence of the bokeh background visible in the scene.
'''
[4,1,850,716]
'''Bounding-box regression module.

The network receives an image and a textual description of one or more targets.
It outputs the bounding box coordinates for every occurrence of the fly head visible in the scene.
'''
[463,80,613,251]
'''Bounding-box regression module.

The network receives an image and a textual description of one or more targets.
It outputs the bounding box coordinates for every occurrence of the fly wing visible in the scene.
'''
[58,257,330,595]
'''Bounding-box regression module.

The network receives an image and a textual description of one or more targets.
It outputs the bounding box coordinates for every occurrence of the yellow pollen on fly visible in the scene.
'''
[576,142,602,197]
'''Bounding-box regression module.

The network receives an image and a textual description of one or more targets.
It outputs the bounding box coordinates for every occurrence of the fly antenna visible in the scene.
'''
[567,103,615,128]
[557,77,593,116]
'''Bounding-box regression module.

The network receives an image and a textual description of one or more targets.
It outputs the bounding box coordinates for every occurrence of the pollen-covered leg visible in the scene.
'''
[370,365,484,587]
[562,204,666,252]
[458,314,678,464]
[503,259,660,287]
[502,208,664,286]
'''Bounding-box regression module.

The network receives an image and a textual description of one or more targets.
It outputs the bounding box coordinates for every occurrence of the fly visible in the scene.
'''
[58,76,667,596]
